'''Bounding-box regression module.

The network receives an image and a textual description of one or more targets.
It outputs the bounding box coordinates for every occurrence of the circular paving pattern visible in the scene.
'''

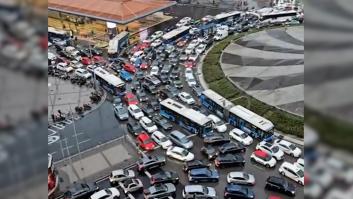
[220,26,304,116]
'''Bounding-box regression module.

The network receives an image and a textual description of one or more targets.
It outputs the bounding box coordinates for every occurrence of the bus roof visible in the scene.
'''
[229,105,274,131]
[93,67,125,87]
[162,26,190,41]
[214,11,241,20]
[256,7,297,17]
[48,27,67,35]
[202,89,234,109]
[160,98,211,126]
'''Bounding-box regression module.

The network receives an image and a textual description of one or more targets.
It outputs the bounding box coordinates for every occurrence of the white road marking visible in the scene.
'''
[144,170,152,178]
[72,132,84,137]
[78,139,90,145]
[48,128,57,135]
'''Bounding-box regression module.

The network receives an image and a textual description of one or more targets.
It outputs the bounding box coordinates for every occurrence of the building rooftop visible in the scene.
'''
[48,0,176,24]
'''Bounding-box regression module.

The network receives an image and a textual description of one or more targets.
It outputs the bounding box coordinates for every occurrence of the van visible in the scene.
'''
[130,50,144,63]
[214,30,228,41]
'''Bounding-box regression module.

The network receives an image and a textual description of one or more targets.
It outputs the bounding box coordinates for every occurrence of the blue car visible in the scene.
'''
[120,70,133,81]
[224,184,254,199]
[188,168,219,183]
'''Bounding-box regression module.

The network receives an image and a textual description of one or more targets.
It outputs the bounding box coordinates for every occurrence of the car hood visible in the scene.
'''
[206,187,216,196]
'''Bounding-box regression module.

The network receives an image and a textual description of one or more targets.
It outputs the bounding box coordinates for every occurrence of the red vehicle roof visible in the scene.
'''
[268,195,282,199]
[254,150,269,158]
[138,132,149,140]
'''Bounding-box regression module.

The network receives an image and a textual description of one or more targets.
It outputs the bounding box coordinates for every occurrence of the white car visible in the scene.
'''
[208,114,227,133]
[189,27,200,35]
[226,172,255,185]
[150,66,159,76]
[188,39,199,48]
[188,53,199,62]
[151,131,173,149]
[250,150,277,168]
[195,44,206,54]
[186,77,197,87]
[274,139,302,157]
[178,92,195,105]
[166,146,194,162]
[255,141,284,160]
[295,158,304,171]
[109,169,135,184]
[90,188,120,199]
[184,46,194,55]
[56,63,73,72]
[229,128,253,145]
[75,68,92,79]
[130,50,144,63]
[184,68,194,79]
[151,39,163,47]
[128,105,144,120]
[139,116,158,133]
[279,162,304,185]
[151,31,163,40]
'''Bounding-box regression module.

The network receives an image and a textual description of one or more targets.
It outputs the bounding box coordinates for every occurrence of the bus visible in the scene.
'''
[162,26,191,44]
[48,27,69,40]
[92,67,125,96]
[257,8,298,21]
[200,89,234,119]
[107,31,129,55]
[228,105,274,140]
[214,11,241,24]
[160,98,213,136]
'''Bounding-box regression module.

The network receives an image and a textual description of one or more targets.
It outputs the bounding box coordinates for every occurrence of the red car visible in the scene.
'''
[136,132,156,151]
[93,55,105,63]
[184,60,196,68]
[81,57,91,65]
[137,42,150,50]
[268,195,282,199]
[123,62,136,73]
[140,62,149,70]
[123,92,139,105]
[176,39,187,48]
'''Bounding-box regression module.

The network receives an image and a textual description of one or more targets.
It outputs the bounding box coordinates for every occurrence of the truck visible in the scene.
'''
[213,30,228,41]
[108,31,129,55]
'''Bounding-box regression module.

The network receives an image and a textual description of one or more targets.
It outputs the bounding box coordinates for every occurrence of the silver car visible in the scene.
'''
[109,169,135,184]
[114,105,129,120]
[182,185,217,199]
[226,172,255,185]
[121,178,143,194]
[168,130,193,149]
[144,183,176,199]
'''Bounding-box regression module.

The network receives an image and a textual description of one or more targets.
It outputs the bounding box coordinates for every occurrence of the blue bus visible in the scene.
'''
[160,98,213,137]
[93,67,126,96]
[200,89,234,120]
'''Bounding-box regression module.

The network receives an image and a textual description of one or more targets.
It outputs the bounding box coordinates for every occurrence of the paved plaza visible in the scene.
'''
[220,26,304,116]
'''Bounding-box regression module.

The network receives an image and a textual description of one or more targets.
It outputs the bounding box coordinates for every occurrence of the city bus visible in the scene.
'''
[92,67,125,96]
[259,9,298,21]
[160,98,213,136]
[200,89,234,119]
[214,11,241,24]
[48,27,69,40]
[162,26,191,44]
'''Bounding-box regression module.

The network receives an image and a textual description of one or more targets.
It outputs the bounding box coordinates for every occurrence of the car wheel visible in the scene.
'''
[213,178,218,182]
[266,164,270,168]
[193,180,198,183]
[298,180,303,185]
[281,171,285,176]
[290,153,295,157]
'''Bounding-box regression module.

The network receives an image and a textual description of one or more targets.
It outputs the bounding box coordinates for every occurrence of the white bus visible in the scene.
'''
[48,27,69,40]
[162,26,191,43]
[93,67,125,95]
[214,11,241,24]
[160,98,213,136]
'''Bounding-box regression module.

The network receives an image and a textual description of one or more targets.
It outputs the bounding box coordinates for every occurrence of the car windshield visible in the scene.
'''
[264,155,271,161]
[181,149,189,156]
[129,97,137,102]
[160,136,168,142]
[203,187,208,194]
[239,133,247,138]
[272,146,279,153]
[143,139,152,144]
[297,169,304,178]
[133,108,141,113]
[243,173,249,180]
[184,95,191,99]
[105,189,112,195]
[215,120,224,126]
[145,121,154,127]
[118,107,127,114]
[180,136,189,143]
[289,144,297,150]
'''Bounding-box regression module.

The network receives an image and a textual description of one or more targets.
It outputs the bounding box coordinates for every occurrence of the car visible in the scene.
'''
[56,62,74,73]
[81,57,91,65]
[126,121,144,136]
[150,66,159,76]
[295,158,304,171]
[170,57,179,66]
[123,62,136,73]
[124,92,139,106]
[265,176,296,196]
[121,178,143,194]
[176,39,188,48]
[195,43,206,54]
[145,75,162,86]
[159,74,171,84]
[89,188,120,199]
[141,104,155,118]
[227,172,255,185]
[130,51,144,63]
[109,169,135,184]
[165,44,175,54]
[113,97,122,107]
[143,183,176,199]
[142,83,158,94]
[201,145,218,160]
[75,68,91,79]
[182,185,217,199]
[224,184,255,199]
[188,53,199,62]
[120,70,133,81]
[114,105,129,120]
[183,160,209,172]
[178,92,195,105]
[215,154,245,168]
[250,150,277,168]
[188,39,200,48]
[218,142,246,155]
[161,63,172,74]
[151,39,163,47]
[179,52,188,61]
[184,60,196,68]
[229,128,253,145]
[274,139,302,157]
[191,86,203,97]
[207,114,227,133]
[137,155,166,172]
[165,85,180,97]
[204,134,230,145]
[279,162,304,185]
[167,146,194,162]
[255,141,284,161]
[189,27,200,35]
[188,168,219,183]
[184,68,194,79]
[151,171,179,184]
[186,77,197,87]
[185,46,194,55]
[140,62,149,70]
[136,89,149,102]
[151,31,164,40]
[153,115,173,131]
[128,105,144,120]
[151,131,173,149]
[150,99,160,111]
[168,130,193,149]
[136,132,156,151]
[139,116,158,133]
[63,183,99,199]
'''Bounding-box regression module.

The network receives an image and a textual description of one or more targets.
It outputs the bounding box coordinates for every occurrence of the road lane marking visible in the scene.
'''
[72,132,84,137]
[144,170,152,178]
[48,128,57,135]
[78,139,90,145]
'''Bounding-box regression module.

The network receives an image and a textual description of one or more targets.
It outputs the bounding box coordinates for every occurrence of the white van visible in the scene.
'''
[130,50,144,62]
[214,30,228,41]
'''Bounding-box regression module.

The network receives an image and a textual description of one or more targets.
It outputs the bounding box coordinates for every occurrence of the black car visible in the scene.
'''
[188,168,219,183]
[265,176,296,196]
[150,99,160,111]
[153,115,173,131]
[218,142,246,155]
[204,134,230,145]
[170,67,180,79]
[173,78,183,89]
[150,171,179,185]
[127,121,144,136]
[63,183,99,199]
[201,145,218,160]
[145,75,162,86]
[165,85,179,97]
[215,154,245,168]
[158,90,170,101]
[137,155,166,172]
[141,104,155,117]
[159,74,171,84]
[136,89,149,102]
[143,83,158,94]
[131,81,141,92]
[183,160,209,172]
[224,184,255,199]
[135,71,145,81]
[192,85,203,97]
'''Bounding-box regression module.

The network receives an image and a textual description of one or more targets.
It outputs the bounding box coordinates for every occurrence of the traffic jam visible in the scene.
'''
[49,8,304,199]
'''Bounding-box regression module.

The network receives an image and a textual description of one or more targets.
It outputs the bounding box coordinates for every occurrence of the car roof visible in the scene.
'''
[185,185,203,193]
[91,189,112,199]
[138,133,149,140]
[226,184,245,192]
[267,176,284,184]
[229,172,245,178]
[190,168,210,175]
[277,139,291,146]
[141,116,151,123]
[282,162,300,172]
[171,146,185,153]
[112,169,125,176]
[208,114,220,121]
[171,130,185,138]
[254,150,269,158]
[153,131,165,138]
